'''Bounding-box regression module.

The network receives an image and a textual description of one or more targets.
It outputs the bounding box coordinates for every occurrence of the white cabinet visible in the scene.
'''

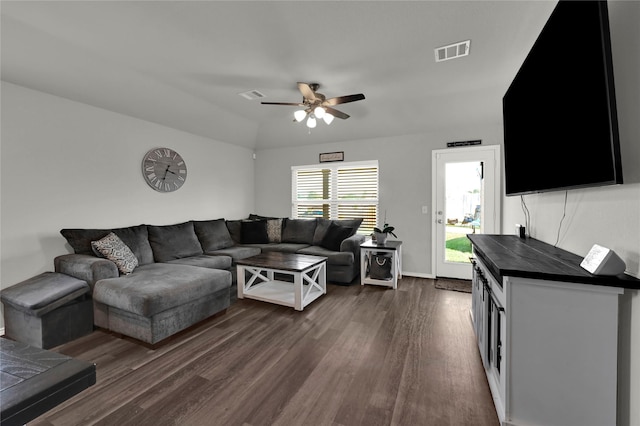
[469,235,634,426]
[471,255,506,419]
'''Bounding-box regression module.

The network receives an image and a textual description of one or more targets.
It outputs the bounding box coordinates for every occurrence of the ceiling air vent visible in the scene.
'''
[434,40,471,63]
[238,90,266,100]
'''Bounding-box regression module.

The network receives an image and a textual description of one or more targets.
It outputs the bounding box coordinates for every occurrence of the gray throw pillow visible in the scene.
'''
[193,219,235,251]
[241,220,269,244]
[281,218,317,244]
[320,223,354,251]
[313,218,363,245]
[147,221,203,262]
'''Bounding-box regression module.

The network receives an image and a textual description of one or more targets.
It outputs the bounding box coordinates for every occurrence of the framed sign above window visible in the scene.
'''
[319,151,344,163]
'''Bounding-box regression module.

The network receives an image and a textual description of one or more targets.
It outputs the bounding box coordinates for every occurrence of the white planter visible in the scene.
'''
[374,232,388,245]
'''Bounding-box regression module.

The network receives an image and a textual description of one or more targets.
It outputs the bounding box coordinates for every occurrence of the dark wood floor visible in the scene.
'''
[30,277,499,426]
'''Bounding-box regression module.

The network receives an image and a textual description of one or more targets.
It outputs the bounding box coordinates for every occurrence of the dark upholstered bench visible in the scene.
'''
[1,272,93,349]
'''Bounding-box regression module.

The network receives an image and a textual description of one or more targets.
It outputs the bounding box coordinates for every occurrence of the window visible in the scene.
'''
[292,160,378,234]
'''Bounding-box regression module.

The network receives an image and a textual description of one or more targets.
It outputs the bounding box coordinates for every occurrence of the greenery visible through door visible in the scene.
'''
[446,229,472,263]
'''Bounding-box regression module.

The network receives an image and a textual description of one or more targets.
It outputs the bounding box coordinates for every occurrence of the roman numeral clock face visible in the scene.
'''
[142,148,187,192]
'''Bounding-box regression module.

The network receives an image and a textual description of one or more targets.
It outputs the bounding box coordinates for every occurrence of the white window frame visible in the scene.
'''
[291,160,379,235]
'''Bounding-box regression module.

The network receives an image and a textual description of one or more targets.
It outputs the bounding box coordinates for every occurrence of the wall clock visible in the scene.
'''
[142,147,187,192]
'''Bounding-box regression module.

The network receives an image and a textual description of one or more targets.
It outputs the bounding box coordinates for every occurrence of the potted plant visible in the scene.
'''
[373,222,397,245]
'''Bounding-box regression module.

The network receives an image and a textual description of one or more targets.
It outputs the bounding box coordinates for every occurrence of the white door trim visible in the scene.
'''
[431,145,501,279]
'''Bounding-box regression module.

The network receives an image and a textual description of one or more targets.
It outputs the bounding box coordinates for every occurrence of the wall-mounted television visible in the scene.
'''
[503,0,623,196]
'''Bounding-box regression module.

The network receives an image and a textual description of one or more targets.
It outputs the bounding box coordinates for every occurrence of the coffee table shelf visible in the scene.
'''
[241,280,324,308]
[237,252,327,311]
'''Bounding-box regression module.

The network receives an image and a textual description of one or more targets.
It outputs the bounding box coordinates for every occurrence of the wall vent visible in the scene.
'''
[239,90,266,100]
[435,40,471,62]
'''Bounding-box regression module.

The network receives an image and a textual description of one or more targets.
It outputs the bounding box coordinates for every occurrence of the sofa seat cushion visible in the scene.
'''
[93,263,230,317]
[297,246,354,266]
[258,243,311,254]
[148,221,203,262]
[207,246,261,262]
[164,254,232,270]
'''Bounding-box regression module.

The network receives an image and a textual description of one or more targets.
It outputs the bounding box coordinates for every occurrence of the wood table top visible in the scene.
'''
[236,252,327,272]
[468,234,640,289]
[361,240,402,250]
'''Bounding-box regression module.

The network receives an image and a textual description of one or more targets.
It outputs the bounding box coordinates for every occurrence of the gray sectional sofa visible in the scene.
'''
[54,216,364,345]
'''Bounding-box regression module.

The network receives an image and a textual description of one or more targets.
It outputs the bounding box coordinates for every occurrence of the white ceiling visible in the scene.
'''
[1,1,557,150]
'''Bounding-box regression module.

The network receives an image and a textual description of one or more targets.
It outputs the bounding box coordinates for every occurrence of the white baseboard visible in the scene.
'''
[401,271,436,279]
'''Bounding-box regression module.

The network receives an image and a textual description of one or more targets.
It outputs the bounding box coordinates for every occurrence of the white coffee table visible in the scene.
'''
[236,252,327,311]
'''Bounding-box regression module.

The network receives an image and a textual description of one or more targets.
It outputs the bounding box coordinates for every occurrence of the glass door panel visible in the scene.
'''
[444,161,483,264]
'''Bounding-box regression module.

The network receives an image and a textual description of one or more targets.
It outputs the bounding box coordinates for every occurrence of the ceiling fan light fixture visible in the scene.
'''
[264,82,365,131]
[294,109,307,122]
[306,116,317,128]
[323,113,334,125]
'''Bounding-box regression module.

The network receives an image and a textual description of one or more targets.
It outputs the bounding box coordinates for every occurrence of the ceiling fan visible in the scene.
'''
[262,82,365,128]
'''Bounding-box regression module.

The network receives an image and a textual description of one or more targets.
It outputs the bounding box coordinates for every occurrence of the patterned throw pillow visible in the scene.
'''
[91,232,138,275]
[266,218,282,243]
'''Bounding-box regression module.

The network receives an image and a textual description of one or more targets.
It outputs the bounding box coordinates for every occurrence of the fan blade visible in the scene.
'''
[261,102,305,106]
[324,106,350,120]
[323,93,365,106]
[297,82,317,102]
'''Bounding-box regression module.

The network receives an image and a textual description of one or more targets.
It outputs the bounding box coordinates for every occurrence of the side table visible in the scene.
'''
[360,240,403,289]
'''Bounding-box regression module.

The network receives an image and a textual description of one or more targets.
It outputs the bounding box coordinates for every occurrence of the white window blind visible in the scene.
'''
[292,161,378,234]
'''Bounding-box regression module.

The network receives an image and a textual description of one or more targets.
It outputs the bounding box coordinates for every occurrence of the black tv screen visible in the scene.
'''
[503,0,622,196]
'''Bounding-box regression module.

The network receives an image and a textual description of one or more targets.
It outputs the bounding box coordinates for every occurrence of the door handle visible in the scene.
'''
[437,219,443,224]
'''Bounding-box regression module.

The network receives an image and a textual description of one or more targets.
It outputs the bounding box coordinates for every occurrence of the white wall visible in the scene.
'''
[0,82,255,326]
[254,125,503,277]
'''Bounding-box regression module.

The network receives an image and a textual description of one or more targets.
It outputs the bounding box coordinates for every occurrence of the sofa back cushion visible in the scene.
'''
[313,218,363,245]
[193,219,235,252]
[147,221,203,262]
[226,220,243,244]
[61,228,109,255]
[320,223,356,251]
[281,218,317,244]
[61,225,155,265]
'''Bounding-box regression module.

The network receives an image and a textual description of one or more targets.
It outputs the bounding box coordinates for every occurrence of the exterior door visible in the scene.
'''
[432,145,500,279]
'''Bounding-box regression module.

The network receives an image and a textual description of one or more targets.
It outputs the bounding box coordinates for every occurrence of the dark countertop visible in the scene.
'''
[468,234,640,290]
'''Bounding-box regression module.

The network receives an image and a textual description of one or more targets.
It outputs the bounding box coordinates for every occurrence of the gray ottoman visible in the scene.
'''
[1,272,93,349]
